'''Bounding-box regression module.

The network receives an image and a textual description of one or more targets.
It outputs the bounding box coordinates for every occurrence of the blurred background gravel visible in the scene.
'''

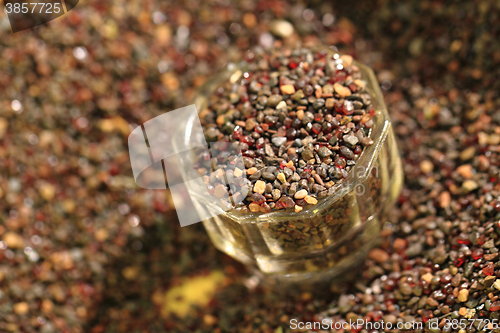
[0,0,499,332]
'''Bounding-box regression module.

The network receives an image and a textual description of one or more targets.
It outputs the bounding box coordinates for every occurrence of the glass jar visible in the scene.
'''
[172,46,403,288]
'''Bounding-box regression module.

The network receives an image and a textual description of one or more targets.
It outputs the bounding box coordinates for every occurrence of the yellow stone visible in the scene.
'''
[277,173,286,183]
[213,184,227,198]
[216,115,226,126]
[5,324,19,332]
[304,195,318,205]
[246,167,258,175]
[203,314,218,326]
[242,12,257,28]
[294,205,303,213]
[294,189,308,199]
[233,167,243,178]
[38,182,56,201]
[456,164,473,178]
[462,179,478,192]
[280,84,295,95]
[478,132,489,145]
[162,270,224,317]
[334,83,351,97]
[458,289,469,302]
[354,79,366,89]
[3,232,24,249]
[95,228,109,242]
[230,70,242,84]
[421,272,433,283]
[276,101,287,110]
[420,160,434,173]
[155,25,172,46]
[161,72,179,90]
[51,251,74,270]
[14,302,29,315]
[253,180,266,194]
[63,199,75,213]
[98,116,130,136]
[76,306,87,318]
[41,299,54,314]
[488,134,500,145]
[340,55,353,66]
[439,191,451,208]
[296,110,304,120]
[0,118,7,139]
[460,147,475,161]
[249,203,260,212]
[493,279,500,290]
[122,266,140,280]
[464,308,475,319]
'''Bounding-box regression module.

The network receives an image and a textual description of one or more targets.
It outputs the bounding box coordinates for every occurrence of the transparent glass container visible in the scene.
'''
[172,46,403,287]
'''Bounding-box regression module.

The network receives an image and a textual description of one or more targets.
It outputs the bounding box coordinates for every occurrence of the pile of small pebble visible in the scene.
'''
[198,46,374,213]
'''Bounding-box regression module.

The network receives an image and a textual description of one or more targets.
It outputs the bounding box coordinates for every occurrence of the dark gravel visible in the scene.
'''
[0,0,499,332]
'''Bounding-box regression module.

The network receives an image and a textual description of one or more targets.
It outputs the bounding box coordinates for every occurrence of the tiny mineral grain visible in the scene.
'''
[458,289,469,302]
